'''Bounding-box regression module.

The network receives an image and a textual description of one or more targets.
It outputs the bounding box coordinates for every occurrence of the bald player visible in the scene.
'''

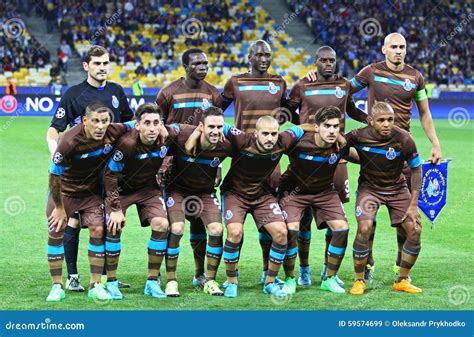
[219,116,305,298]
[156,48,222,288]
[289,46,367,286]
[349,32,441,282]
[221,40,288,284]
[346,102,423,295]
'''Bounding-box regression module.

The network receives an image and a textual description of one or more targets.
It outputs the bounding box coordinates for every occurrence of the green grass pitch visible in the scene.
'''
[0,116,472,310]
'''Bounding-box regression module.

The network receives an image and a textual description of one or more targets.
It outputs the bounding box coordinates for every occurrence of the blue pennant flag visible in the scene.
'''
[418,160,449,227]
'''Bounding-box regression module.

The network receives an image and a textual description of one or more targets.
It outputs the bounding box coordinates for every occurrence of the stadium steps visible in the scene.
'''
[23,15,85,85]
[259,1,319,59]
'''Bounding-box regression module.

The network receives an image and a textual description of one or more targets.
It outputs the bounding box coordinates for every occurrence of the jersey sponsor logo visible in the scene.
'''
[386,147,397,160]
[224,209,233,221]
[53,152,63,164]
[210,157,220,167]
[403,79,413,91]
[355,206,363,217]
[268,82,278,94]
[328,153,338,164]
[335,86,344,98]
[201,98,211,110]
[112,95,119,109]
[230,127,242,136]
[166,197,175,208]
[103,143,113,154]
[55,107,66,119]
[113,150,124,162]
[160,145,168,158]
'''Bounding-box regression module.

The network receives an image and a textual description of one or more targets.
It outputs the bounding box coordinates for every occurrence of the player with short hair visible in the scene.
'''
[164,107,233,296]
[46,102,132,302]
[346,102,423,295]
[46,45,133,292]
[288,46,367,286]
[218,116,305,298]
[103,103,178,300]
[349,32,441,282]
[221,39,289,284]
[156,48,222,288]
[280,106,358,294]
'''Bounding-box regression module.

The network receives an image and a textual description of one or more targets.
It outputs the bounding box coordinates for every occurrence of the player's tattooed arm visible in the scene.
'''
[47,174,67,232]
[403,166,422,227]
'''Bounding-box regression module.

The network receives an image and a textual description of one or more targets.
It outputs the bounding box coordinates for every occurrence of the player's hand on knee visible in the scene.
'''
[430,145,442,165]
[108,211,125,235]
[48,207,67,232]
[402,205,421,227]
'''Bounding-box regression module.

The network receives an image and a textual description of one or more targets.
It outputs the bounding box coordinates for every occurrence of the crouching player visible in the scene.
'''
[347,102,423,295]
[103,103,178,299]
[279,106,358,294]
[46,102,133,302]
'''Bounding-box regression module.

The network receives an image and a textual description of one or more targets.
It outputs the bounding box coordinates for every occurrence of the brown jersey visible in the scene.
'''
[103,124,180,205]
[351,61,427,131]
[222,73,287,132]
[287,75,366,131]
[283,132,350,194]
[221,125,304,199]
[156,77,222,125]
[346,126,421,193]
[168,125,234,194]
[49,123,130,197]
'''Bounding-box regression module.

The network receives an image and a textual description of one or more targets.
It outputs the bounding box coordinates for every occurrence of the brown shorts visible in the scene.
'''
[222,191,285,228]
[355,186,411,227]
[166,190,221,225]
[333,161,350,203]
[106,187,167,227]
[280,189,347,230]
[46,192,104,228]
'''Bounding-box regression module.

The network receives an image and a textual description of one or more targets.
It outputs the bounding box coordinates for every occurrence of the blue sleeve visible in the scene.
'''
[408,154,422,168]
[49,162,65,175]
[108,158,125,172]
[223,122,232,136]
[351,77,366,90]
[287,125,304,140]
[123,121,135,130]
[168,123,180,133]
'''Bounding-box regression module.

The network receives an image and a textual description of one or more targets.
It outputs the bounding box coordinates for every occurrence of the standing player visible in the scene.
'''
[221,40,288,284]
[288,46,367,286]
[46,103,132,302]
[156,48,222,288]
[280,106,358,294]
[349,33,441,281]
[219,116,305,298]
[46,45,133,292]
[346,102,423,295]
[103,103,178,300]
[165,107,233,297]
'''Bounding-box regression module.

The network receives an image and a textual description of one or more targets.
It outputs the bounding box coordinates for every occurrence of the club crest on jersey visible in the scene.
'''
[103,143,113,154]
[53,152,63,164]
[335,86,344,98]
[328,153,338,164]
[55,107,66,119]
[166,197,175,208]
[113,150,123,162]
[112,95,119,109]
[268,82,278,94]
[210,157,220,167]
[403,79,413,91]
[230,127,242,136]
[356,206,363,217]
[160,146,168,158]
[201,98,211,110]
[225,210,233,220]
[386,147,397,160]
